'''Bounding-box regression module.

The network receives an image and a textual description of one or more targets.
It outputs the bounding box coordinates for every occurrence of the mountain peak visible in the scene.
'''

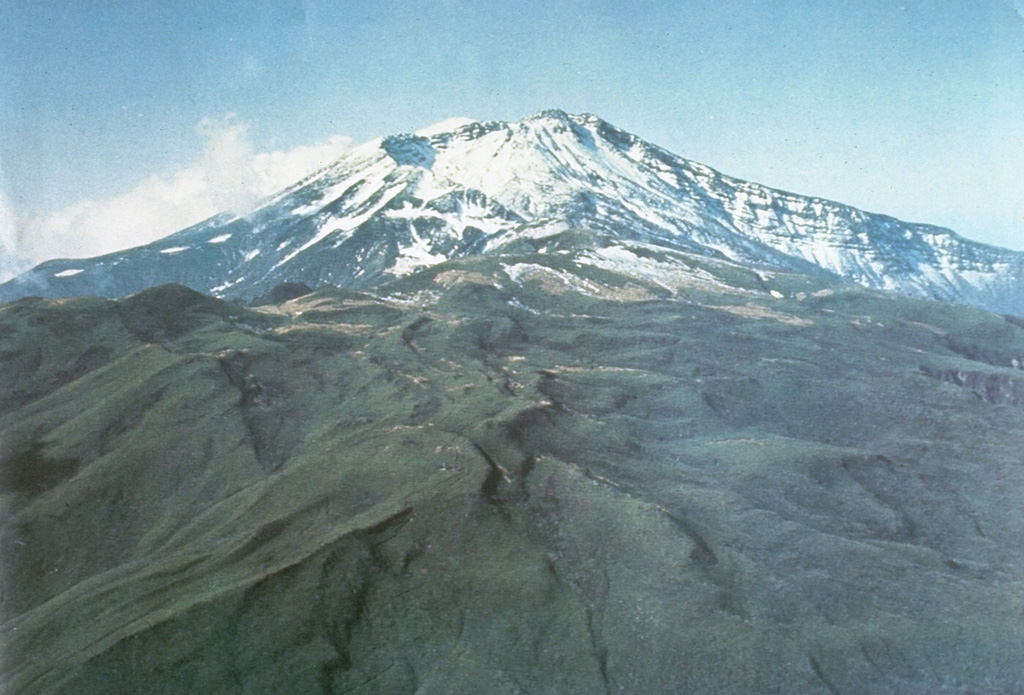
[415,116,477,137]
[522,109,611,131]
[2,111,1023,316]
[526,108,572,122]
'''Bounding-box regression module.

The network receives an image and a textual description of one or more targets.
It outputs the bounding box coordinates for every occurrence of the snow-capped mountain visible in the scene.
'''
[3,109,1023,314]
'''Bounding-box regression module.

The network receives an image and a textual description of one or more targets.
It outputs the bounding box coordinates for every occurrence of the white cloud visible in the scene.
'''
[1,116,350,281]
[0,161,29,281]
[252,135,353,196]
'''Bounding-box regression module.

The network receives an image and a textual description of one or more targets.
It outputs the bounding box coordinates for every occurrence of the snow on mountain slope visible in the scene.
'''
[2,109,1022,315]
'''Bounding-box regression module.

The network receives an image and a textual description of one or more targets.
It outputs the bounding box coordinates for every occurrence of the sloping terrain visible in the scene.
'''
[2,251,1024,694]
[3,110,1023,317]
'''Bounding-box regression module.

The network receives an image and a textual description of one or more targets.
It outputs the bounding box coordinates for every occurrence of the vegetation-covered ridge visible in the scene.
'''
[2,250,1024,694]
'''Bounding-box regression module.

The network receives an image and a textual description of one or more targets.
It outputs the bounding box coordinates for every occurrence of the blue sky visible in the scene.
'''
[1,0,1022,271]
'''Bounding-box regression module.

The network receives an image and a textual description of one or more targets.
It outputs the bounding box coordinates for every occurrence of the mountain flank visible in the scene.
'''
[2,110,1022,317]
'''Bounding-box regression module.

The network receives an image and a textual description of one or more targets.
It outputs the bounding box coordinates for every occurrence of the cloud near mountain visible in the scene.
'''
[0,164,23,281]
[0,117,350,281]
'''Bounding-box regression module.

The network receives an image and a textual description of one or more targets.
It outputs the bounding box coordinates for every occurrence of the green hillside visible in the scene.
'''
[2,251,1024,694]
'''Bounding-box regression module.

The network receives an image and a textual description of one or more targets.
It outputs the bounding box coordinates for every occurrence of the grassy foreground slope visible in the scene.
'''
[2,252,1024,694]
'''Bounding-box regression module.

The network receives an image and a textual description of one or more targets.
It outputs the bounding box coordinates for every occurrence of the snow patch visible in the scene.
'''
[501,262,606,296]
[274,182,406,269]
[384,192,515,239]
[160,246,189,255]
[409,169,459,202]
[210,277,244,295]
[290,157,390,216]
[384,201,445,221]
[574,244,751,295]
[208,233,232,244]
[54,268,83,278]
[391,221,448,276]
